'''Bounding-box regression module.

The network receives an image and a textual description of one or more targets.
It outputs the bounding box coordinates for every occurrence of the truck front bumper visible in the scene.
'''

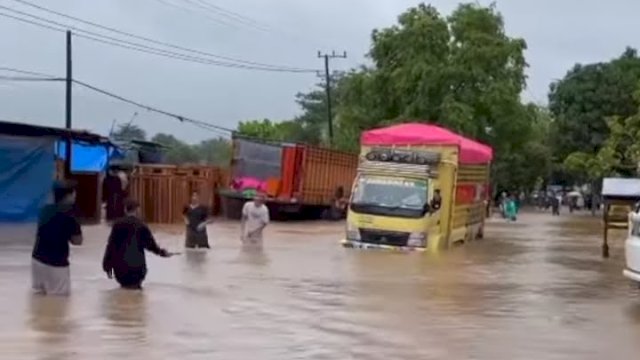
[341,239,426,252]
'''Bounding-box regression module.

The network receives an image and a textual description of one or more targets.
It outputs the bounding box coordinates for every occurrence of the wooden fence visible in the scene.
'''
[129,165,228,224]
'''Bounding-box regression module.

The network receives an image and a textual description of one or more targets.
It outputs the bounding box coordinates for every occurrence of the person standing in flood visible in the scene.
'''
[241,192,270,247]
[551,192,561,216]
[31,181,83,296]
[183,191,213,249]
[102,165,128,223]
[102,199,175,290]
[505,194,518,222]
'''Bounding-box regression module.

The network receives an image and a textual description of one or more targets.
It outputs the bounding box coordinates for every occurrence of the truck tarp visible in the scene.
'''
[55,141,124,172]
[361,123,493,164]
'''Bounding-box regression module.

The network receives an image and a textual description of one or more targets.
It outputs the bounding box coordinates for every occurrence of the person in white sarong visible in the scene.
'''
[241,193,270,247]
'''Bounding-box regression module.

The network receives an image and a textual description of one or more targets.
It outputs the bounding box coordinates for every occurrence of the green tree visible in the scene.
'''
[334,2,536,190]
[151,133,200,165]
[549,48,640,160]
[112,124,146,142]
[564,90,640,181]
[196,138,232,166]
[236,119,305,142]
[292,72,345,145]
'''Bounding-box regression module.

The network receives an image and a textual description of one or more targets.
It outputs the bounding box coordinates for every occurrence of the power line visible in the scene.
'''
[8,0,313,71]
[179,0,269,32]
[0,9,65,32]
[178,0,325,49]
[0,65,234,135]
[73,32,312,72]
[150,0,238,29]
[0,66,58,78]
[0,5,314,72]
[0,75,62,81]
[191,0,269,28]
[0,5,317,73]
[72,79,234,133]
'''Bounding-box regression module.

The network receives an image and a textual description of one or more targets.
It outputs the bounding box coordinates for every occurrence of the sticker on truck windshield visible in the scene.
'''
[361,178,427,188]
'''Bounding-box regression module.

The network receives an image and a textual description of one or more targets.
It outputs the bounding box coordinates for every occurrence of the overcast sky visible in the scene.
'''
[1,0,639,143]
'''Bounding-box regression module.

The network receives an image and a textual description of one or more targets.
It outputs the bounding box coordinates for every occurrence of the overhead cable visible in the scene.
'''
[0,65,234,135]
[0,5,317,73]
[72,79,234,133]
[9,0,313,71]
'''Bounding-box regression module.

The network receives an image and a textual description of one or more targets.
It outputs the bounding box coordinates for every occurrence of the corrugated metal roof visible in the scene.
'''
[0,120,110,145]
[602,178,640,198]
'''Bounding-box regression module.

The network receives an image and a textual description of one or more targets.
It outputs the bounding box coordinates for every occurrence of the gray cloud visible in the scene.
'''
[1,0,639,142]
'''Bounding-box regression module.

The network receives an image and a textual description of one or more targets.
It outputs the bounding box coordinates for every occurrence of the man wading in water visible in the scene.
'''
[102,199,176,289]
[183,191,213,249]
[241,192,270,248]
[102,165,128,223]
[31,181,83,296]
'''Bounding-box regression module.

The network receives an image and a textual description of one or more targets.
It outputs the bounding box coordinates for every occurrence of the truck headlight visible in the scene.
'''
[407,232,426,247]
[346,222,360,241]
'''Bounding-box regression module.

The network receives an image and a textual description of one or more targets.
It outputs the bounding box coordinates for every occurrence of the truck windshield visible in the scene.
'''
[350,176,428,218]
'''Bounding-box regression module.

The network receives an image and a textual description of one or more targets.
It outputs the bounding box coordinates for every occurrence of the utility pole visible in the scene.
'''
[317,50,346,147]
[64,30,73,177]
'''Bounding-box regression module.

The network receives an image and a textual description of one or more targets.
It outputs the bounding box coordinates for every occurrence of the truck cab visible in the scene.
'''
[342,123,493,252]
[343,147,447,251]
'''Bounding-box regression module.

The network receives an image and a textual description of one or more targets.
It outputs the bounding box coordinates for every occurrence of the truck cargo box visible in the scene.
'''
[221,137,358,219]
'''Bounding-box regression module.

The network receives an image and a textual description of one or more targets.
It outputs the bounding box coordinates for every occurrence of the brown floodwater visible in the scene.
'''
[1,211,640,359]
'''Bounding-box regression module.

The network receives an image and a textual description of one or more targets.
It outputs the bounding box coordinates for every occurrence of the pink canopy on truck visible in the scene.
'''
[361,122,493,164]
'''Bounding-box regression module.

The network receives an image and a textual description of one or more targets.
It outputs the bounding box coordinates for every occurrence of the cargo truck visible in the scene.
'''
[343,123,493,251]
[219,136,358,220]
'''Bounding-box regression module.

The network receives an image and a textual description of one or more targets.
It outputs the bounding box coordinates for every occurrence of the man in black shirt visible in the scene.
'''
[183,191,213,249]
[102,199,175,290]
[31,181,83,296]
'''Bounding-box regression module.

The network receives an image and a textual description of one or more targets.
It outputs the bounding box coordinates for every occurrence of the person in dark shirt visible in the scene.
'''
[102,199,175,290]
[430,189,442,211]
[102,166,128,223]
[32,181,83,296]
[183,191,213,249]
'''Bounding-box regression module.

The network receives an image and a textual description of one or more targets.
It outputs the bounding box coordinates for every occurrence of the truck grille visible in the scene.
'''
[359,229,409,247]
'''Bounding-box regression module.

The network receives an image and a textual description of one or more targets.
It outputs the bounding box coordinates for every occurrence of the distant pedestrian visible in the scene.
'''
[241,192,270,247]
[102,199,176,290]
[102,165,128,223]
[551,194,560,216]
[31,181,83,296]
[505,195,518,222]
[325,186,348,220]
[183,191,213,249]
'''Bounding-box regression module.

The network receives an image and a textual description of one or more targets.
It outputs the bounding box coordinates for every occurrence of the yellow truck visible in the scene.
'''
[343,123,493,252]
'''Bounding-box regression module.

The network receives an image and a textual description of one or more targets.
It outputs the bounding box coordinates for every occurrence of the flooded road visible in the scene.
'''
[1,212,640,359]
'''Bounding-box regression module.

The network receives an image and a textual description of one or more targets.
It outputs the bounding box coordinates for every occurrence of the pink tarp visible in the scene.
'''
[361,123,493,164]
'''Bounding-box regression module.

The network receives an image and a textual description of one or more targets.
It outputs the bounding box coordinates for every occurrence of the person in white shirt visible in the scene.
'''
[241,193,270,247]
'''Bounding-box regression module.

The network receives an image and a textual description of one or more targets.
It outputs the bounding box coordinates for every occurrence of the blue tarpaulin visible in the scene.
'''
[55,141,123,172]
[0,135,55,222]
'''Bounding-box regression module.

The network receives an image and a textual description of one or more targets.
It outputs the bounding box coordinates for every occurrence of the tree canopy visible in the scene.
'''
[549,48,640,160]
[334,3,541,190]
[549,48,640,183]
[230,2,640,192]
[235,2,552,191]
[112,124,146,142]
[151,133,230,166]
